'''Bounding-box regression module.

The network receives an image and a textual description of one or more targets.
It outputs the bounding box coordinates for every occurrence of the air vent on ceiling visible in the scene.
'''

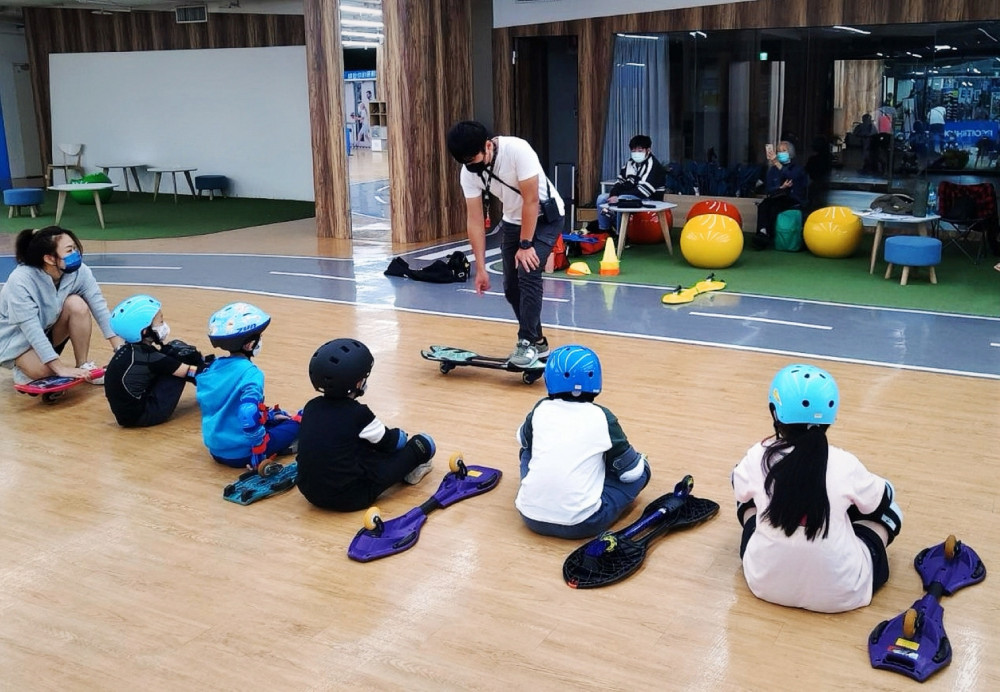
[175,5,208,24]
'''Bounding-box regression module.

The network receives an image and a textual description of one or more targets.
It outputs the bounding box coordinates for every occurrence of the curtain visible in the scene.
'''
[834,59,884,137]
[600,35,670,184]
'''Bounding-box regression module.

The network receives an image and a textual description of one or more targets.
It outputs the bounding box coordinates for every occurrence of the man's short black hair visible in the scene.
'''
[629,134,652,149]
[447,121,492,163]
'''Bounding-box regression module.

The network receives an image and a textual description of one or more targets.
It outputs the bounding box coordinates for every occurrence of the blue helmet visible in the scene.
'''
[110,294,161,343]
[544,345,602,396]
[769,364,839,425]
[207,302,271,352]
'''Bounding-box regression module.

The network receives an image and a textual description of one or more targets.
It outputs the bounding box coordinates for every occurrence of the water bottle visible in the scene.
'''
[927,188,937,214]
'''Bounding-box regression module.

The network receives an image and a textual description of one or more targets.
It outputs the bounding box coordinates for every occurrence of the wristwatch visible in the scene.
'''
[519,239,534,250]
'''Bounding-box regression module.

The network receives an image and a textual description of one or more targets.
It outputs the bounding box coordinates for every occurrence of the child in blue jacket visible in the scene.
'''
[196,302,299,469]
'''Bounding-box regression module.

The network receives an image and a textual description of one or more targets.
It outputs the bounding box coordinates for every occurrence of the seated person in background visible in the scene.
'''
[804,135,833,210]
[596,134,667,233]
[753,141,809,250]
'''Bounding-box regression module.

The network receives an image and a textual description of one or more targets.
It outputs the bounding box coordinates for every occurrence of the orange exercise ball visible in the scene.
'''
[687,199,743,228]
[803,206,863,258]
[680,213,744,269]
[626,210,672,244]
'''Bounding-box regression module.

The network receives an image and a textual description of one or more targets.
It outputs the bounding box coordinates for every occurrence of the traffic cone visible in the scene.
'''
[599,239,620,276]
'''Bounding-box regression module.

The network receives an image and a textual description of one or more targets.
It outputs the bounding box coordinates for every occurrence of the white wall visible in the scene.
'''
[50,45,314,201]
[492,0,755,28]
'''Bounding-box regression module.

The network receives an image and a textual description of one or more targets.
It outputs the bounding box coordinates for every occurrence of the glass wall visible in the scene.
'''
[605,20,1000,203]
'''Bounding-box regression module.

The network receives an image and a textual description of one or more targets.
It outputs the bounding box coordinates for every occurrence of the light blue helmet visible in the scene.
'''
[207,302,271,352]
[110,294,161,343]
[544,345,602,396]
[769,364,839,425]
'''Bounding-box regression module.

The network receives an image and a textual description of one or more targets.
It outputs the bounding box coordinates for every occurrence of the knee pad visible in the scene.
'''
[849,481,903,545]
[410,433,436,461]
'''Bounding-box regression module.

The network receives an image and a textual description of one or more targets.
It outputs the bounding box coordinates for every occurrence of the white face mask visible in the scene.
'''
[631,151,648,164]
[153,323,171,341]
[251,338,262,357]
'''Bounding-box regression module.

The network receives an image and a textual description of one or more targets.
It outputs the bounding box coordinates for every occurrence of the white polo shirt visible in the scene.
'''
[459,135,564,225]
[732,440,889,613]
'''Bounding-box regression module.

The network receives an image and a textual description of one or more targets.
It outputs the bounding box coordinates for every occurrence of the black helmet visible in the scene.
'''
[309,338,374,397]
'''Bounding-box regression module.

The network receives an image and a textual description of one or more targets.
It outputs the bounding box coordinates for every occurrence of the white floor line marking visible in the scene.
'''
[991,342,1000,348]
[688,312,833,330]
[270,271,354,281]
[416,246,500,262]
[457,288,568,303]
[88,265,182,270]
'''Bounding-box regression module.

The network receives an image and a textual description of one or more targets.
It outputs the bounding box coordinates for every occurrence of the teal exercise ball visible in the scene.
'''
[70,172,114,205]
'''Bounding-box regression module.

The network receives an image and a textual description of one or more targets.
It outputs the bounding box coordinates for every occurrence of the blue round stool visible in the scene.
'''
[4,188,44,219]
[883,236,942,285]
[194,175,229,200]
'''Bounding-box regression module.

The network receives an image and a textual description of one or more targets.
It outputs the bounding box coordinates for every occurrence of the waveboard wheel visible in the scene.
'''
[224,483,236,496]
[522,371,542,385]
[902,608,918,639]
[944,534,957,560]
[363,506,382,531]
[448,452,465,474]
[258,459,282,478]
[440,363,455,374]
[41,391,65,404]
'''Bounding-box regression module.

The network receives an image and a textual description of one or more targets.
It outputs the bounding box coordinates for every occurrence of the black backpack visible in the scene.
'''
[384,250,470,283]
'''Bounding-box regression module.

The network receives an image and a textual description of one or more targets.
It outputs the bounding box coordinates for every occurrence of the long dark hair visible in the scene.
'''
[760,415,831,540]
[14,226,83,268]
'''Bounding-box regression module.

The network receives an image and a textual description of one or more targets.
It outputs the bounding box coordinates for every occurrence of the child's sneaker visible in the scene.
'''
[508,339,539,367]
[79,361,104,385]
[403,461,433,485]
[11,365,32,386]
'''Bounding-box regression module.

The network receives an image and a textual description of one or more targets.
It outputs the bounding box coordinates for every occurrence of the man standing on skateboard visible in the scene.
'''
[447,121,565,367]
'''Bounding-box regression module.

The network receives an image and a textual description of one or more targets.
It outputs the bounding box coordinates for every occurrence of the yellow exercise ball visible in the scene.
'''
[680,213,744,269]
[803,206,863,258]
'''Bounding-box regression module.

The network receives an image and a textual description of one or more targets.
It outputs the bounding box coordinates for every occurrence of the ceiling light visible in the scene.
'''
[341,18,383,29]
[689,31,707,38]
[341,6,382,17]
[833,25,871,35]
[616,34,658,40]
[341,30,382,39]
[343,41,380,49]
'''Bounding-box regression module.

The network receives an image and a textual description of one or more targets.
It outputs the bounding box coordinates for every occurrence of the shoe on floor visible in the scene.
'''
[11,365,32,386]
[508,339,540,367]
[79,361,105,385]
[403,461,433,485]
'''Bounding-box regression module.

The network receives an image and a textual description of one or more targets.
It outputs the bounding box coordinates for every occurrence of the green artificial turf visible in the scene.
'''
[1,190,315,241]
[534,229,1000,317]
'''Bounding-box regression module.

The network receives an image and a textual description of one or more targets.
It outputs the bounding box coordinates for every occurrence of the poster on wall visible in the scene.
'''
[344,70,377,149]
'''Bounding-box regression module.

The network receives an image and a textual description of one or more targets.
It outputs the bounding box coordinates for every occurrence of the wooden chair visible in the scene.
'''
[45,143,85,186]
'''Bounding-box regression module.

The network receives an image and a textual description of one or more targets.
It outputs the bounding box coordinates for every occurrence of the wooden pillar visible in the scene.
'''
[304,0,351,239]
[382,0,473,245]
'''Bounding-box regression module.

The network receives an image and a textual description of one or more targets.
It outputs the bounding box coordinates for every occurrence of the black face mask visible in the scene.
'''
[465,160,487,175]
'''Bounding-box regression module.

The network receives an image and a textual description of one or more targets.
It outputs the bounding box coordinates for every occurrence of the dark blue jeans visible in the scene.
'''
[212,419,301,468]
[499,216,563,343]
[518,451,651,540]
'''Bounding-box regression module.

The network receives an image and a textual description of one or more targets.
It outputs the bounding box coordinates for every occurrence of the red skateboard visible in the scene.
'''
[14,368,104,403]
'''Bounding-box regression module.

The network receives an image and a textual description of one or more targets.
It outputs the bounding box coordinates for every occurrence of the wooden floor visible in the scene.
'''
[1,221,998,689]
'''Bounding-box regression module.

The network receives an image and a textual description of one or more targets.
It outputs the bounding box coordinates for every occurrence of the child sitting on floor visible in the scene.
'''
[515,344,651,539]
[296,338,436,511]
[731,363,902,613]
[104,294,205,427]
[195,302,300,469]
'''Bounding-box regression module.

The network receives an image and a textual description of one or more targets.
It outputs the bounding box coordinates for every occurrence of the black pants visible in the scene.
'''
[754,195,800,248]
[130,376,188,428]
[299,436,431,512]
[499,217,562,342]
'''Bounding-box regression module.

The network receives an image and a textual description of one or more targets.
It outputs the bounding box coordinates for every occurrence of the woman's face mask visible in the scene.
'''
[61,250,82,274]
[630,150,648,164]
[776,151,791,164]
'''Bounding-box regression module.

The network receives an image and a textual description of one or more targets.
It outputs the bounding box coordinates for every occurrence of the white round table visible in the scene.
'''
[148,167,197,203]
[603,199,678,258]
[97,163,146,196]
[855,210,941,274]
[48,183,118,229]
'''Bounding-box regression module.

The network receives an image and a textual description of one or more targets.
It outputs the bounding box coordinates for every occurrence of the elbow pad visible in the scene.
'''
[239,400,265,436]
[608,446,644,481]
